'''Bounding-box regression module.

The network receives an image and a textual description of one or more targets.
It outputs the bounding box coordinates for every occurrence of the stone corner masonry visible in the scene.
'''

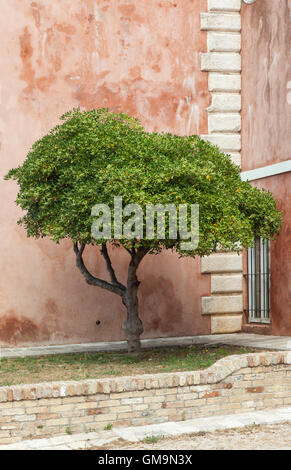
[200,0,243,334]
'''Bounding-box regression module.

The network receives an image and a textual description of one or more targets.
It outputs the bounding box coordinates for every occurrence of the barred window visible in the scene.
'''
[246,238,270,323]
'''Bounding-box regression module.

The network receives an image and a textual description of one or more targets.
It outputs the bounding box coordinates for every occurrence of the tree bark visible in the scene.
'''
[74,243,148,356]
[73,242,125,296]
[122,254,144,355]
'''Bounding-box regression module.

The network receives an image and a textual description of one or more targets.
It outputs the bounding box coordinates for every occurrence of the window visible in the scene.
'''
[246,238,270,323]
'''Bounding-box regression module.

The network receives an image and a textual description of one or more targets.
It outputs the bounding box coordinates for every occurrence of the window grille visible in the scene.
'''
[246,238,270,323]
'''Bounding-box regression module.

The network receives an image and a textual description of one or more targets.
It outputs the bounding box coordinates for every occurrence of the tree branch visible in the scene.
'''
[101,242,125,290]
[121,244,134,256]
[73,242,125,297]
[134,246,150,265]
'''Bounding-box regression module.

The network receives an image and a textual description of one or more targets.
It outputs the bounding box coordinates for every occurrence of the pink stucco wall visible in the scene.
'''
[241,0,291,170]
[0,0,211,346]
[252,174,291,336]
[241,0,291,335]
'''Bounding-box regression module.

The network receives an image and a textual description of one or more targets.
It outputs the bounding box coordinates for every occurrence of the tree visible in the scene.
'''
[5,108,282,355]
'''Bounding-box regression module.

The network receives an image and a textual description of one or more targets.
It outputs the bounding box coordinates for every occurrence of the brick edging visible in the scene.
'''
[1,351,290,403]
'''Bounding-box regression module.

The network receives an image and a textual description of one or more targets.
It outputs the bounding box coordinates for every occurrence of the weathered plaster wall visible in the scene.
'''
[241,0,291,334]
[248,174,291,335]
[0,0,211,345]
[241,0,291,170]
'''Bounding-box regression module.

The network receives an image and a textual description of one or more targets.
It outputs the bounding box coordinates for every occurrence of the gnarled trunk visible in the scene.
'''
[122,256,143,355]
[74,242,148,356]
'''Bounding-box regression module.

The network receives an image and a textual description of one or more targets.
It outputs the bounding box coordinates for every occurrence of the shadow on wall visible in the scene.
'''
[140,277,183,335]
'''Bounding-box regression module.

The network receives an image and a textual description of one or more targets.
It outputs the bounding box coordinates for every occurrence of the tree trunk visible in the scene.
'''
[122,255,144,356]
[74,242,147,356]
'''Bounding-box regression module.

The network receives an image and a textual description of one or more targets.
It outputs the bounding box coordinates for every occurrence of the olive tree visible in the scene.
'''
[5,108,282,355]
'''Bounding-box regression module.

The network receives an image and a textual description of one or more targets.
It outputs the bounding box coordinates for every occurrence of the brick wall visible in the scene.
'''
[0,351,291,444]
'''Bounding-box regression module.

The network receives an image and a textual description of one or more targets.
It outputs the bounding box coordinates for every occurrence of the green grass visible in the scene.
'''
[142,434,164,444]
[104,423,113,431]
[0,344,257,387]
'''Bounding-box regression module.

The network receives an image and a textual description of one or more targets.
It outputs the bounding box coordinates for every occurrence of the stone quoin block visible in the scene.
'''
[201,253,243,273]
[201,52,241,73]
[200,13,241,32]
[211,314,243,333]
[209,73,241,92]
[207,93,241,113]
[208,113,241,133]
[201,133,241,152]
[208,0,242,12]
[211,274,243,293]
[201,294,243,314]
[207,32,241,52]
[228,153,241,167]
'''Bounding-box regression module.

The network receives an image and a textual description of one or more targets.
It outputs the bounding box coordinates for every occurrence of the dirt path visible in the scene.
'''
[96,422,291,450]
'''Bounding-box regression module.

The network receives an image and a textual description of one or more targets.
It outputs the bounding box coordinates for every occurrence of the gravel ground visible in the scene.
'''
[96,422,291,450]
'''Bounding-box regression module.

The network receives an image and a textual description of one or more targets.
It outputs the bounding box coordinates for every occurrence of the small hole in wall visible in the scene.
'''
[96,320,101,326]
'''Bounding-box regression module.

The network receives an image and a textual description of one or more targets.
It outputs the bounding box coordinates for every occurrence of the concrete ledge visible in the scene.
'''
[2,333,291,359]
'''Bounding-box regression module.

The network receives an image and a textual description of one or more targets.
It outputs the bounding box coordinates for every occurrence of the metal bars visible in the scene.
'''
[247,238,270,323]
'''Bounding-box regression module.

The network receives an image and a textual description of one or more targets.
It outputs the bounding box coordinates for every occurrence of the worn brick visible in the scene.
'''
[86,408,106,416]
[121,397,143,405]
[110,391,133,399]
[13,414,36,422]
[98,399,121,407]
[36,413,60,420]
[143,396,165,404]
[246,387,264,394]
[202,390,220,399]
[61,396,86,404]
[46,417,69,426]
[0,408,24,416]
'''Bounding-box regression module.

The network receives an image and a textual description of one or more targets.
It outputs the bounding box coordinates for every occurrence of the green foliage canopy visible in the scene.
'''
[5,108,282,256]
